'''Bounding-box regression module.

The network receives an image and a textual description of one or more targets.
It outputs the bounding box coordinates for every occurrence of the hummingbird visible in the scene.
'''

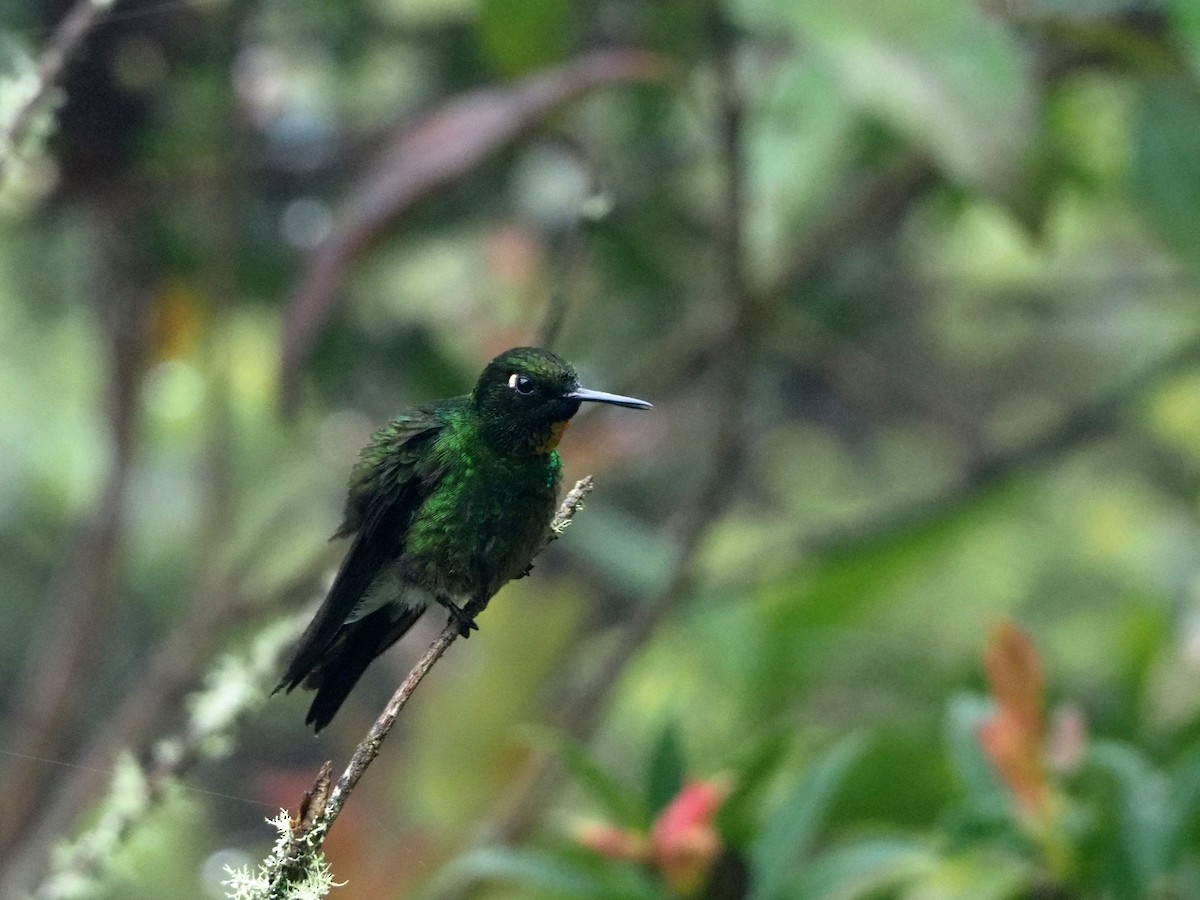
[276,347,651,731]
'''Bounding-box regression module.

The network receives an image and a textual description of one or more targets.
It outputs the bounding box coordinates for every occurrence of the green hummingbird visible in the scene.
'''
[276,347,651,731]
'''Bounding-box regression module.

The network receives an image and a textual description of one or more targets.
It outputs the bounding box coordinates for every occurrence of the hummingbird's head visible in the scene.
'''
[473,347,651,455]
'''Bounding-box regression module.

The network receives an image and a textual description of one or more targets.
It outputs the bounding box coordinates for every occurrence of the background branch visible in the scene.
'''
[0,217,149,857]
[0,0,114,180]
[535,140,606,352]
[806,333,1200,556]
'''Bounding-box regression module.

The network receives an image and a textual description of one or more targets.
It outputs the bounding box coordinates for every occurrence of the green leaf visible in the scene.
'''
[718,729,792,847]
[478,0,572,76]
[1166,743,1200,855]
[646,721,687,818]
[938,695,1015,845]
[748,733,868,900]
[523,727,647,829]
[943,693,1005,804]
[901,848,1034,900]
[1171,0,1200,71]
[423,847,656,900]
[1130,77,1200,269]
[757,0,1033,194]
[1087,740,1173,890]
[790,837,929,900]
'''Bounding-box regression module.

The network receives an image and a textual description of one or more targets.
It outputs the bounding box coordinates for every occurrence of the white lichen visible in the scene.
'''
[186,617,301,744]
[222,811,341,900]
[0,39,41,143]
[39,754,151,899]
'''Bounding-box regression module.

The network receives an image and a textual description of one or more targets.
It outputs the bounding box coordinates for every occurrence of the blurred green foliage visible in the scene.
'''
[4,0,1200,897]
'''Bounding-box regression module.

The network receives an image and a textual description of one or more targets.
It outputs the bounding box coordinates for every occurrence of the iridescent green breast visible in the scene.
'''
[401,414,562,600]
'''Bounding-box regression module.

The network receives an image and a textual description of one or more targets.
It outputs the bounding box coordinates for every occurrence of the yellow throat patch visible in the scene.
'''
[537,420,571,453]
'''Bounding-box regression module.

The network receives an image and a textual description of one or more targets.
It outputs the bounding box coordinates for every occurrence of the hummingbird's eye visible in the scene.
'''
[508,373,535,395]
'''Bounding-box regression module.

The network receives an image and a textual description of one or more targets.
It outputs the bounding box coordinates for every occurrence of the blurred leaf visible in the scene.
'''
[900,848,1034,900]
[1130,78,1200,269]
[1169,0,1200,70]
[775,481,1028,632]
[717,729,791,847]
[1166,743,1200,856]
[479,0,572,76]
[944,693,1006,805]
[424,846,658,899]
[525,727,648,828]
[646,721,686,818]
[279,47,664,408]
[834,727,957,831]
[1087,740,1173,890]
[759,0,1033,195]
[978,622,1050,817]
[757,483,1029,722]
[789,837,930,900]
[939,693,1019,847]
[982,622,1044,734]
[748,733,867,900]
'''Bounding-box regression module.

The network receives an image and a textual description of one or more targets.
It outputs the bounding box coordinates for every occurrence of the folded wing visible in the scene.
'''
[275,412,448,705]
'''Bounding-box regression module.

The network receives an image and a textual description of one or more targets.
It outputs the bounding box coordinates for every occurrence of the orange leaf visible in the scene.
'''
[980,621,1049,816]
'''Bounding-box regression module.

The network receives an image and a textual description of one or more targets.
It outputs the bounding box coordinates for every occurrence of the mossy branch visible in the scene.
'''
[34,615,307,900]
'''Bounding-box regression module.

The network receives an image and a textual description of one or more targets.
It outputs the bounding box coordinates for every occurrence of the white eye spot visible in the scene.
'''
[508,373,534,395]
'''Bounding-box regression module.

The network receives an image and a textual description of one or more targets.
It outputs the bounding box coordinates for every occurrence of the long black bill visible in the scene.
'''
[568,387,653,409]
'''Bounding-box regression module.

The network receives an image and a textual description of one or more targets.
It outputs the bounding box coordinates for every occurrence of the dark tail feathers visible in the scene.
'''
[283,605,425,732]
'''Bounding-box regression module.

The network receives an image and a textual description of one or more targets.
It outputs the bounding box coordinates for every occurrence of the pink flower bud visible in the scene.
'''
[649,780,729,896]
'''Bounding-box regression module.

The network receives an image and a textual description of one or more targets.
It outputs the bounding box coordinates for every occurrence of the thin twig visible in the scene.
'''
[322,626,457,824]
[535,140,607,351]
[324,475,593,821]
[536,220,588,351]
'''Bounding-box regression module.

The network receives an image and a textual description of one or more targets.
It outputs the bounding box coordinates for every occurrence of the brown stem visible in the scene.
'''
[536,220,590,351]
[0,209,149,856]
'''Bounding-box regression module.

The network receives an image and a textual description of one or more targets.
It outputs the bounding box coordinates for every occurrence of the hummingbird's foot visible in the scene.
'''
[441,601,479,638]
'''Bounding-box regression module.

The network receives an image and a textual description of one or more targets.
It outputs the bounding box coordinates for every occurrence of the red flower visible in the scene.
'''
[649,780,729,895]
[574,779,729,896]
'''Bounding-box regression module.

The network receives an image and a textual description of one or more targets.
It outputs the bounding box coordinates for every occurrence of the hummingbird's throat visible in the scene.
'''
[536,419,571,454]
